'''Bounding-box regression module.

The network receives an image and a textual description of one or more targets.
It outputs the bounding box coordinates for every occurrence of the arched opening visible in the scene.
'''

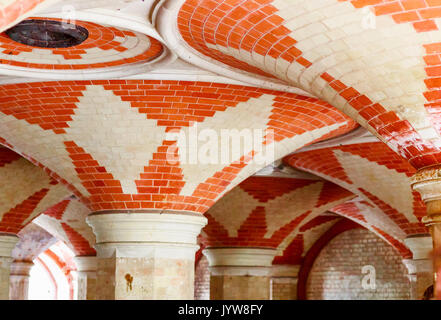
[28,241,75,300]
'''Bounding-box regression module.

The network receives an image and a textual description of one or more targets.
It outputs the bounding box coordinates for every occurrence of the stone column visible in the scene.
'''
[9,260,33,300]
[402,236,433,300]
[0,234,19,300]
[203,248,276,300]
[73,256,97,300]
[270,265,300,300]
[86,211,207,300]
[412,167,441,299]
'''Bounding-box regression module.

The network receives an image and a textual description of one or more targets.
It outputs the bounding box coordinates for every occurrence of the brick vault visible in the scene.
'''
[0,0,438,301]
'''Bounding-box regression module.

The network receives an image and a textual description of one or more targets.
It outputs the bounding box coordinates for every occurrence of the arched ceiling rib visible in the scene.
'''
[174,0,441,168]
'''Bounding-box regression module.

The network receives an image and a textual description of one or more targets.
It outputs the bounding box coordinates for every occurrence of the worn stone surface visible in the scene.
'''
[12,223,56,261]
[0,257,11,300]
[210,275,270,300]
[9,261,33,300]
[75,271,97,300]
[96,257,194,300]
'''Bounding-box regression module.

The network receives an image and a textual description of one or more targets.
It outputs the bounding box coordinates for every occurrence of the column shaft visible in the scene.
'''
[73,256,97,300]
[204,248,276,300]
[431,222,441,298]
[9,261,33,300]
[270,265,300,300]
[87,211,207,300]
[0,257,11,300]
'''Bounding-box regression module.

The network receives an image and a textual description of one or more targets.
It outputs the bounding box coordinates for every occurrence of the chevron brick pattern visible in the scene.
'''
[273,214,341,265]
[35,198,95,256]
[286,142,427,235]
[0,80,355,213]
[178,0,441,168]
[202,176,353,249]
[0,147,70,234]
[331,201,412,258]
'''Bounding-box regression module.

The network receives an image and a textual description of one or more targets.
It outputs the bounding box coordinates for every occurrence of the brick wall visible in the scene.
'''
[306,228,410,300]
[194,256,210,300]
[271,278,297,300]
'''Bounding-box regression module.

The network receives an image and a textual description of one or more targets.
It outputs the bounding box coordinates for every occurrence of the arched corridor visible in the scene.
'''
[0,0,439,302]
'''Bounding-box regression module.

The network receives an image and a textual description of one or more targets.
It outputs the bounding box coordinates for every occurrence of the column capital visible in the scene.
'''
[73,256,97,272]
[10,261,33,276]
[403,258,433,275]
[270,264,300,278]
[0,234,19,258]
[86,210,207,259]
[203,247,277,276]
[404,235,433,260]
[73,256,97,277]
[412,166,441,220]
[72,256,97,300]
[411,165,441,201]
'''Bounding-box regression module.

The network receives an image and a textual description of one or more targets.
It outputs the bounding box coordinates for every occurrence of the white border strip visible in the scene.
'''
[156,0,314,97]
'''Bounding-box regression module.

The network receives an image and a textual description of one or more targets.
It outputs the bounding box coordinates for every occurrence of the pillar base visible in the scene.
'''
[203,247,276,300]
[87,211,207,300]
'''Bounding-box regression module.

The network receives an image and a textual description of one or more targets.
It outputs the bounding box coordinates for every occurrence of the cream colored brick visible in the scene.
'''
[207,188,260,238]
[66,85,166,195]
[334,150,417,223]
[178,94,274,196]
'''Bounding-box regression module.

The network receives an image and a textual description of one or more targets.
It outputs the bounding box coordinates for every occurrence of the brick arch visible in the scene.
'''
[177,0,441,168]
[0,80,356,214]
[273,214,342,265]
[35,242,76,300]
[0,147,71,234]
[284,142,428,239]
[273,198,414,269]
[12,223,56,262]
[35,198,95,256]
[202,175,354,249]
[330,201,413,258]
